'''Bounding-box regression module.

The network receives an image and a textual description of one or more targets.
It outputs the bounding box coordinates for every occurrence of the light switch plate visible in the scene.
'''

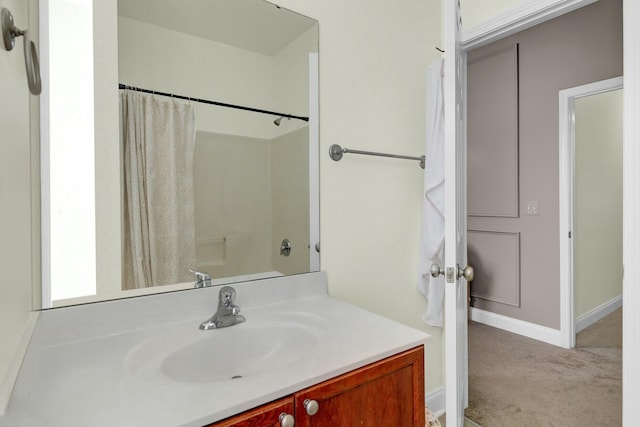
[526,200,539,216]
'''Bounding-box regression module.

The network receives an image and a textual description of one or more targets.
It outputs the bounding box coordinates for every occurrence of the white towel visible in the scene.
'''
[417,58,446,327]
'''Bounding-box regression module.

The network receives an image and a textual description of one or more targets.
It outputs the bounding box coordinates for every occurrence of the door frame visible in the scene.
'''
[621,3,640,425]
[559,76,623,349]
[456,0,640,425]
[461,0,597,50]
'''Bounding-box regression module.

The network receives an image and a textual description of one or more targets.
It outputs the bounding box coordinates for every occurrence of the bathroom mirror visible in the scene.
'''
[40,0,319,308]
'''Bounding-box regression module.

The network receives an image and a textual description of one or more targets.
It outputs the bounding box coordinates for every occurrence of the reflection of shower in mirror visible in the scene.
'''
[42,0,320,307]
[273,116,290,126]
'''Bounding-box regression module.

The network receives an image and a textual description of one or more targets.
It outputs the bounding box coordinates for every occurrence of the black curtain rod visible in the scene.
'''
[118,83,309,122]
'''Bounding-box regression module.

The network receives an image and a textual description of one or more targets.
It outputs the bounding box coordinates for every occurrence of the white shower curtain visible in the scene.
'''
[120,91,197,289]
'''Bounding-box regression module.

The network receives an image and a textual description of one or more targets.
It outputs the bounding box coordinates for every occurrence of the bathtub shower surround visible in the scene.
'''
[193,128,311,280]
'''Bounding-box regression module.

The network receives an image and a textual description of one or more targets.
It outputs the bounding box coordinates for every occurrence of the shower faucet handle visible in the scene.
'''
[189,269,212,288]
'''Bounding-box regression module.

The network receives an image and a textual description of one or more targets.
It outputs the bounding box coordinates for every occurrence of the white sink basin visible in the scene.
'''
[161,324,316,382]
[125,316,324,384]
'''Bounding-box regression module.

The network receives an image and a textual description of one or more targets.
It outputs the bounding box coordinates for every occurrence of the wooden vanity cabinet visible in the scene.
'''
[294,346,424,426]
[208,397,294,427]
[207,346,424,427]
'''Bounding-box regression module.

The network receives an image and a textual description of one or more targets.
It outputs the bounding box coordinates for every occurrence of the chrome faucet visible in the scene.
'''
[189,269,212,288]
[199,286,246,330]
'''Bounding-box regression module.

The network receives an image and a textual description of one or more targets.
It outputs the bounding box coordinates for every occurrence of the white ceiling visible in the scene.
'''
[117,0,317,56]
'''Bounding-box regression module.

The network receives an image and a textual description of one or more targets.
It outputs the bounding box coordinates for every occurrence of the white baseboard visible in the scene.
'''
[425,386,445,418]
[470,307,563,347]
[575,295,622,334]
[0,312,39,415]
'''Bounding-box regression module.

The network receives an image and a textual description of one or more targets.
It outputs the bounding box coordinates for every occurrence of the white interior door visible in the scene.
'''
[444,0,469,425]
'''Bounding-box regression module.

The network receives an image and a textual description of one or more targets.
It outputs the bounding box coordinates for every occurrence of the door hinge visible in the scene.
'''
[568,231,572,238]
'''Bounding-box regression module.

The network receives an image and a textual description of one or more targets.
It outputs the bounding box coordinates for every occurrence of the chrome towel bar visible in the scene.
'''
[329,144,425,169]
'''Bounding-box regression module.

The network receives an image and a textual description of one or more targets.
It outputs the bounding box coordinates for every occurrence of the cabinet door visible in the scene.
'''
[294,346,425,427]
[206,396,294,427]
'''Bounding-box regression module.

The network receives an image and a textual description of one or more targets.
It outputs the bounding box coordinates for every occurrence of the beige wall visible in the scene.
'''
[574,89,623,317]
[118,16,315,141]
[273,25,317,137]
[467,0,622,328]
[0,0,35,402]
[118,16,276,139]
[275,0,443,392]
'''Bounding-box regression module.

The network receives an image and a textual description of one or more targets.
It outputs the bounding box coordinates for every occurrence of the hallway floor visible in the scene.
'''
[441,309,622,426]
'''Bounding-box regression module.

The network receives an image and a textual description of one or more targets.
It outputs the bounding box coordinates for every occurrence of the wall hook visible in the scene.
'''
[2,7,42,95]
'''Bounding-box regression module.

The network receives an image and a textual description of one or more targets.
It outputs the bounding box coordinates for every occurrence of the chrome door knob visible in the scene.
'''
[430,263,445,278]
[303,399,319,416]
[457,265,474,282]
[279,413,295,427]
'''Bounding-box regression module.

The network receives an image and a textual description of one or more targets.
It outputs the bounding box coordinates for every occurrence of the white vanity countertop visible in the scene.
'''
[1,272,429,427]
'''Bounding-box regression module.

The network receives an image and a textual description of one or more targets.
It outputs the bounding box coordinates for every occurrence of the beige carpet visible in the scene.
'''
[440,309,622,426]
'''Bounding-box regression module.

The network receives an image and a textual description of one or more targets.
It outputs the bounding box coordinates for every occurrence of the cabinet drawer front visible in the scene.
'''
[294,346,425,427]
[207,397,294,427]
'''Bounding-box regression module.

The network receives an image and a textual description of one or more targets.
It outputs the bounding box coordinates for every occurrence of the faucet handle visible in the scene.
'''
[189,269,212,288]
[218,286,236,306]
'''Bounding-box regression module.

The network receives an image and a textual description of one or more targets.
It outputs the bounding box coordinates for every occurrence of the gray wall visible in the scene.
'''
[467,0,622,329]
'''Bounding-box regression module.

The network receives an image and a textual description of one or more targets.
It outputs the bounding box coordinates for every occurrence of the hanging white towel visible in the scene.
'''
[417,58,446,327]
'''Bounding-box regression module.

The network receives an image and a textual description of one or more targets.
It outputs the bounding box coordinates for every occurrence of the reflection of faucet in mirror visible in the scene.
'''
[200,286,246,330]
[189,269,212,288]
